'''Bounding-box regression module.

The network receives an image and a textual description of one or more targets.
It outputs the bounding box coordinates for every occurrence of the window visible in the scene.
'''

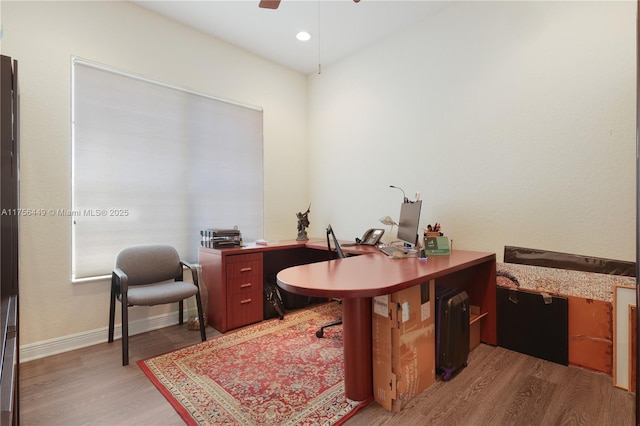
[71,58,263,280]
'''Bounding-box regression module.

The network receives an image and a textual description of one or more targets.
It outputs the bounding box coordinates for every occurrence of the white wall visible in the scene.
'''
[308,1,636,263]
[1,1,308,351]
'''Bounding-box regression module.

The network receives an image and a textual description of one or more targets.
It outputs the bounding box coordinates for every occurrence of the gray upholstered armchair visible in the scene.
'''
[108,245,207,365]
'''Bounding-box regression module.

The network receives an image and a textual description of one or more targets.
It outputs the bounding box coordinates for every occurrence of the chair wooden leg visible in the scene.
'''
[195,292,206,342]
[121,298,129,366]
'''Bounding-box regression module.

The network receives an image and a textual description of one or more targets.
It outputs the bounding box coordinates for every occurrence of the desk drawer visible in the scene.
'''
[226,252,262,266]
[228,291,263,330]
[229,277,261,295]
[226,256,262,280]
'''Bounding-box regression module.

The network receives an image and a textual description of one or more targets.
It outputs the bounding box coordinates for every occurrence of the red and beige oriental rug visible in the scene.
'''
[138,302,370,425]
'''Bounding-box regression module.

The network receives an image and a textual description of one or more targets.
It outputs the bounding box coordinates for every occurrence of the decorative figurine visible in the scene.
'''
[296,204,311,241]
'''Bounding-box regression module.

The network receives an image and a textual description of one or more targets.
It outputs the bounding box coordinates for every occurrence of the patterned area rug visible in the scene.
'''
[138,302,370,425]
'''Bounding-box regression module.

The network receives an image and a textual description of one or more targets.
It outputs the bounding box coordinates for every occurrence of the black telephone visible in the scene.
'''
[357,228,385,246]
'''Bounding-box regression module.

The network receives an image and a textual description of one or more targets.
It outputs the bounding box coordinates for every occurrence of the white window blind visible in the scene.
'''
[72,58,263,280]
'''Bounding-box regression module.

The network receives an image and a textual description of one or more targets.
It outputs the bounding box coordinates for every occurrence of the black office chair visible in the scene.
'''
[316,225,345,338]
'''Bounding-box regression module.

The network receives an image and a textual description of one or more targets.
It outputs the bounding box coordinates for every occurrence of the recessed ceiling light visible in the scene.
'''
[296,31,312,42]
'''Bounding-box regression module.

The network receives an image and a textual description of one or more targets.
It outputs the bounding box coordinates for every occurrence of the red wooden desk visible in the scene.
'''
[277,249,496,402]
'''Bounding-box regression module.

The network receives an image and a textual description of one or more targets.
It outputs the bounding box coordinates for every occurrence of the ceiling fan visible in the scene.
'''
[259,0,360,10]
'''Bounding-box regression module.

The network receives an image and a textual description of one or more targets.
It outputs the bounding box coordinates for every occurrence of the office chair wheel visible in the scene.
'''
[316,329,324,338]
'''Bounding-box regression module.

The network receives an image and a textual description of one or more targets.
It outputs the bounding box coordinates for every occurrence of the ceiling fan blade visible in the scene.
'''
[259,0,281,9]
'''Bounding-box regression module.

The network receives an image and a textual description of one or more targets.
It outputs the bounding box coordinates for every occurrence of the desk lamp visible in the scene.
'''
[379,215,398,240]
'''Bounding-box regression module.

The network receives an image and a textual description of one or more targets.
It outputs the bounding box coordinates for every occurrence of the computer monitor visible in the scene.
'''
[396,200,422,247]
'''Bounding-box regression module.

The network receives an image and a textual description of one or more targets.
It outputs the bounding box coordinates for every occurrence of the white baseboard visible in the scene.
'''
[19,310,191,363]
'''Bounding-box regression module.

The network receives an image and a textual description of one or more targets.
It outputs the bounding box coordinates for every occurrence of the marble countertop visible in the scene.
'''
[497,262,635,302]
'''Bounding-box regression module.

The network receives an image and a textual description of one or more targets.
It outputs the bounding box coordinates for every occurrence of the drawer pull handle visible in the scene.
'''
[240,283,252,289]
[240,267,252,272]
[240,298,252,304]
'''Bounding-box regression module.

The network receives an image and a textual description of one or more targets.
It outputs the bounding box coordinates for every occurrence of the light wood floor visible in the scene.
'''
[20,323,635,426]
